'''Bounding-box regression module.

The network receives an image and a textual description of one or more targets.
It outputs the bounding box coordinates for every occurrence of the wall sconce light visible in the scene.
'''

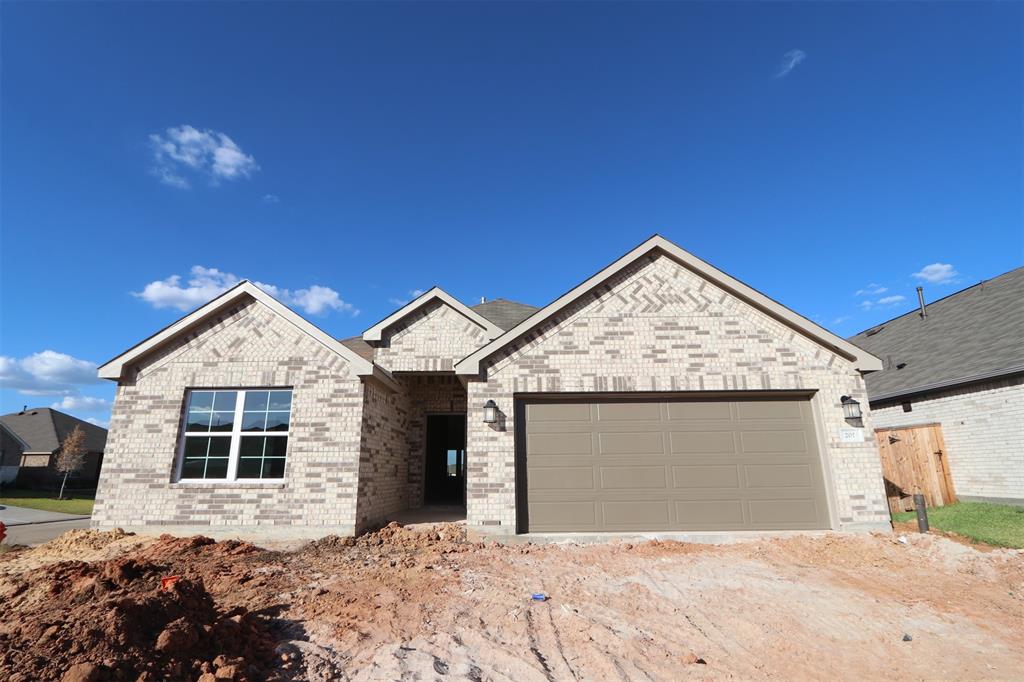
[482,399,499,424]
[840,396,862,421]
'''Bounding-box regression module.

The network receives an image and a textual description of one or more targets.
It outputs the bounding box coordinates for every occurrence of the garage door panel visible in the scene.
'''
[666,401,733,421]
[597,402,662,421]
[521,394,830,532]
[669,431,737,454]
[599,431,665,455]
[672,464,741,488]
[599,465,667,489]
[674,500,746,526]
[529,466,595,490]
[739,430,808,454]
[602,500,670,526]
[744,463,813,488]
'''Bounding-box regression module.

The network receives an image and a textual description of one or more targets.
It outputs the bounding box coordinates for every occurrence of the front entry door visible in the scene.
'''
[425,414,467,505]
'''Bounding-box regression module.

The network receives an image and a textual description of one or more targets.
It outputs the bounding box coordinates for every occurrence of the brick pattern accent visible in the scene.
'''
[871,375,1024,502]
[92,298,365,534]
[374,300,490,372]
[356,382,409,529]
[466,253,890,533]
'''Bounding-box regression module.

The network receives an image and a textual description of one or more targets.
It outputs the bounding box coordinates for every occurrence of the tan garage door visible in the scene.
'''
[520,396,831,532]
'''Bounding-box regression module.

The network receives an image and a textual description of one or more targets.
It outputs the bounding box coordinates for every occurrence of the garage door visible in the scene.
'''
[519,396,831,532]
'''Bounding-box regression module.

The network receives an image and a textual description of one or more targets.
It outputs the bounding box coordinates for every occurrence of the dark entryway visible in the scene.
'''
[424,414,466,505]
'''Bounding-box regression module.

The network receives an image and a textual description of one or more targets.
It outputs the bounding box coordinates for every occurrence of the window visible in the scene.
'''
[179,389,292,481]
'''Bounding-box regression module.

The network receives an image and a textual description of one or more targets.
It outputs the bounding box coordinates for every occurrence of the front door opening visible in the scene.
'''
[425,414,466,505]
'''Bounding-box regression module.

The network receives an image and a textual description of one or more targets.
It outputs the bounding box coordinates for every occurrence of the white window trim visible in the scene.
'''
[175,388,292,483]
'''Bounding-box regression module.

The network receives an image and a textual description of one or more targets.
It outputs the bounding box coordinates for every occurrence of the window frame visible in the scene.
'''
[175,388,293,483]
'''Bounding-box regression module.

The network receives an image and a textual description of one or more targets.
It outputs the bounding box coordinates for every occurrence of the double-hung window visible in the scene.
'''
[178,389,292,481]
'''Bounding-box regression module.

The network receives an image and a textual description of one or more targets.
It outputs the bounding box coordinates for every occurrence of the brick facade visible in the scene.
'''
[374,299,490,372]
[871,375,1024,503]
[93,298,367,537]
[465,253,890,534]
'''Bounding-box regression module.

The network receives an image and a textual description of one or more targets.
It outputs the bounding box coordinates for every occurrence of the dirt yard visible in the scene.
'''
[1,523,1021,681]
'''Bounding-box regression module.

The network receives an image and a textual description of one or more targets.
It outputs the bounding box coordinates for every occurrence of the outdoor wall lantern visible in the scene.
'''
[840,396,862,421]
[482,400,499,424]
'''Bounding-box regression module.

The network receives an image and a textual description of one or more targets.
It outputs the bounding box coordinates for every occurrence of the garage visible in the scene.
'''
[517,394,832,532]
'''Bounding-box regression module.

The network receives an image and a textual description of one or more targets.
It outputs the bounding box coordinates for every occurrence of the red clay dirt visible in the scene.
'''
[1,523,1021,680]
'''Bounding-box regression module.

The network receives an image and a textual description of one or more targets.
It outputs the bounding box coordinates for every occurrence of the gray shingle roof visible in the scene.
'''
[0,408,107,453]
[471,299,539,331]
[340,336,376,362]
[847,267,1024,402]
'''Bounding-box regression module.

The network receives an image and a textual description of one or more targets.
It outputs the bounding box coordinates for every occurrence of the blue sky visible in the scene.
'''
[1,1,1021,427]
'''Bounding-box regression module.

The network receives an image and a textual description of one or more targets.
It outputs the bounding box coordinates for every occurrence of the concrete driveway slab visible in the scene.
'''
[0,504,90,526]
[4,518,92,546]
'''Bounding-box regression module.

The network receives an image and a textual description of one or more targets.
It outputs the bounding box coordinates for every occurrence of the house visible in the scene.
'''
[848,267,1024,506]
[92,235,890,538]
[0,408,108,489]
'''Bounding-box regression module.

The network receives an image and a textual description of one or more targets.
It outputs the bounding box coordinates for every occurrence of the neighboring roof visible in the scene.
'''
[848,267,1024,402]
[0,408,107,453]
[471,299,540,331]
[98,281,399,390]
[362,287,504,342]
[455,235,883,375]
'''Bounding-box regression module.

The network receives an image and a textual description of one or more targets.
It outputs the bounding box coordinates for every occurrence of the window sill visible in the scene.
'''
[170,481,287,490]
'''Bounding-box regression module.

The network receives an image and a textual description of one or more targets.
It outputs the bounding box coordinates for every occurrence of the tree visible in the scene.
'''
[55,425,88,500]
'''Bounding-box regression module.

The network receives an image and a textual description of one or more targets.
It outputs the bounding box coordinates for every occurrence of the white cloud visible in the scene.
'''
[262,194,280,203]
[133,266,358,316]
[877,295,906,305]
[832,315,851,325]
[86,417,111,429]
[912,263,958,284]
[858,300,874,311]
[775,49,806,78]
[854,283,888,297]
[51,395,111,412]
[388,289,427,306]
[149,125,259,188]
[0,351,101,395]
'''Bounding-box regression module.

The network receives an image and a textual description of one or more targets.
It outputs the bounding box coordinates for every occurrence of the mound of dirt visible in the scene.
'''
[307,522,473,556]
[0,552,279,681]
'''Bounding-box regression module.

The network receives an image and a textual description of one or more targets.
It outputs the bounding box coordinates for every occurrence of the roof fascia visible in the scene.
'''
[362,286,503,342]
[455,235,883,375]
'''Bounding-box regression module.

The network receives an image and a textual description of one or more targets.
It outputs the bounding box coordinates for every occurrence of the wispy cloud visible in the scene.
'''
[86,417,111,429]
[774,49,806,78]
[134,266,359,316]
[388,289,427,307]
[149,125,259,189]
[859,294,906,311]
[0,351,101,395]
[832,315,851,325]
[912,263,958,285]
[854,283,888,297]
[51,395,111,412]
[262,194,280,203]
[876,295,906,305]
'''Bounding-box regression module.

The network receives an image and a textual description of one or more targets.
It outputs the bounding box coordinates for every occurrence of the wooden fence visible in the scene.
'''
[874,423,957,515]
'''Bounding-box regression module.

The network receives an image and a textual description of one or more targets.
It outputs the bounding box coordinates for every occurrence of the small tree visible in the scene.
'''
[56,425,88,500]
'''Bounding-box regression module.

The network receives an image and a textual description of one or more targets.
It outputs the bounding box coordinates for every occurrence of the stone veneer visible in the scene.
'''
[871,375,1024,504]
[93,297,368,537]
[374,299,490,372]
[465,252,891,534]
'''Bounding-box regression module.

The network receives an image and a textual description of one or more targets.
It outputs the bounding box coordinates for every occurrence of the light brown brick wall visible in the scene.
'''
[466,252,890,533]
[355,382,410,529]
[92,297,365,535]
[871,375,1024,503]
[375,299,490,372]
[398,374,467,508]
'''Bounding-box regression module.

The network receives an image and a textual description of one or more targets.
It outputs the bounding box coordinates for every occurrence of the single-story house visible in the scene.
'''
[92,235,890,538]
[0,408,107,489]
[848,267,1023,506]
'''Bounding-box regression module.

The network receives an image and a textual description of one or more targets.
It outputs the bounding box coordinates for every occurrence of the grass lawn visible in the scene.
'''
[0,488,95,516]
[893,501,1024,549]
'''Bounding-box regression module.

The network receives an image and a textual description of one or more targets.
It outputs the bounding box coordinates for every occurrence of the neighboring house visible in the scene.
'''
[849,267,1024,506]
[92,235,889,538]
[0,408,108,489]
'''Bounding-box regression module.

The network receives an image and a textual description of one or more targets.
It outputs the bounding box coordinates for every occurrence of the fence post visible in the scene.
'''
[913,493,929,533]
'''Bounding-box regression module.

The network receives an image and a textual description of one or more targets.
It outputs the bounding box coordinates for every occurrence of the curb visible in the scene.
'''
[2,516,91,528]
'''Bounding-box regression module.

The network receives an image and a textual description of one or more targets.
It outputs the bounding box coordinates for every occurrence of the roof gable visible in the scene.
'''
[848,266,1024,401]
[455,235,882,375]
[98,281,378,381]
[362,287,503,342]
[471,299,539,331]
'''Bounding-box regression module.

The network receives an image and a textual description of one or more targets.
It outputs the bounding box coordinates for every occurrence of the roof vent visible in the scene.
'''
[865,326,884,337]
[916,287,927,319]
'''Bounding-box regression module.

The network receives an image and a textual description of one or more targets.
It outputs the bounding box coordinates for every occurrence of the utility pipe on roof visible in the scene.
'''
[916,287,927,319]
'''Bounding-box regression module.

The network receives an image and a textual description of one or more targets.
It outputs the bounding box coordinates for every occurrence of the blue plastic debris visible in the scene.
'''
[531,593,548,602]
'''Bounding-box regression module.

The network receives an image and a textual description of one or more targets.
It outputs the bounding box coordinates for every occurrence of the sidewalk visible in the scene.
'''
[0,503,90,527]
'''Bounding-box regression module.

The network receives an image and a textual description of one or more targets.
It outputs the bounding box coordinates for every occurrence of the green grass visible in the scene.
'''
[0,488,95,516]
[893,502,1024,549]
